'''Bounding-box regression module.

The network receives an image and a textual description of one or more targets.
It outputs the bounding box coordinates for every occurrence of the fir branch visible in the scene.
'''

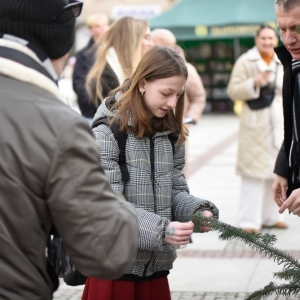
[190,212,300,299]
[274,268,300,282]
[190,213,300,271]
[246,282,300,300]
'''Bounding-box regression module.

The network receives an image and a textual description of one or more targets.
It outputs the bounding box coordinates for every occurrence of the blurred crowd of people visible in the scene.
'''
[59,4,291,248]
[61,14,207,127]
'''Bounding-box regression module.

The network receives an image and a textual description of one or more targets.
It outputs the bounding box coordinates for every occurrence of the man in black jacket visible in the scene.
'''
[273,0,300,217]
[73,13,108,121]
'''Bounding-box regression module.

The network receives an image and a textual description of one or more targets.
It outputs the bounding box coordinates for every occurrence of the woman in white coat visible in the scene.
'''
[227,25,286,233]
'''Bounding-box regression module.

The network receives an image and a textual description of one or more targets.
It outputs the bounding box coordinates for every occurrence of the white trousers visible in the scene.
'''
[237,176,284,229]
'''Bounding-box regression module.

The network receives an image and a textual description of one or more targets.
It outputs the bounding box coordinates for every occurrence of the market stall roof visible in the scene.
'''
[150,0,277,40]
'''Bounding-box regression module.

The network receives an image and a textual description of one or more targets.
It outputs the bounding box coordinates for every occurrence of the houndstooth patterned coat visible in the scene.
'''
[92,96,219,277]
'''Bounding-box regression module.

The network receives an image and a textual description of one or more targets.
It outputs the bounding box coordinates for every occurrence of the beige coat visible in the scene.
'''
[184,62,206,122]
[227,46,284,179]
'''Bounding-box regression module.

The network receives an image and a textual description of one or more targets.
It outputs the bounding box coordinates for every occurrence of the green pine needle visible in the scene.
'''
[274,268,300,282]
[247,282,300,300]
[190,212,300,299]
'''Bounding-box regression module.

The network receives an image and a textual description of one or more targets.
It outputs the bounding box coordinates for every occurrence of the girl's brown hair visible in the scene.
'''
[110,45,188,144]
[86,16,149,107]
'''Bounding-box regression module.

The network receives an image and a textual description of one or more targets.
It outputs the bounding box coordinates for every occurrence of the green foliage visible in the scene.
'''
[190,212,300,299]
[247,282,300,300]
[295,25,300,34]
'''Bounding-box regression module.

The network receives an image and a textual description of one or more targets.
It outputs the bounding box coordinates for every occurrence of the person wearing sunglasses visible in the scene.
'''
[52,0,83,21]
[0,1,139,300]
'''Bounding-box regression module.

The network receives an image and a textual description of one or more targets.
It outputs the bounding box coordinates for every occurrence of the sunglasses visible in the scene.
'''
[52,0,83,21]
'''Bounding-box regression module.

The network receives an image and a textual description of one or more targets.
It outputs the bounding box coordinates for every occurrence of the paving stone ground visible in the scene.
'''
[53,287,300,300]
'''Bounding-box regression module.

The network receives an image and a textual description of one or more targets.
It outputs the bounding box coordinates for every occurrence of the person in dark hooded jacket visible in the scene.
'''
[0,1,138,299]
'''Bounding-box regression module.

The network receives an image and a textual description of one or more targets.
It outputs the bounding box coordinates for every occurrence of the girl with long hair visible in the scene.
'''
[86,16,152,110]
[82,46,219,300]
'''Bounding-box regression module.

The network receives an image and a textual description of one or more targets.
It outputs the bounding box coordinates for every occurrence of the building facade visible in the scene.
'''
[74,0,179,51]
[80,0,178,21]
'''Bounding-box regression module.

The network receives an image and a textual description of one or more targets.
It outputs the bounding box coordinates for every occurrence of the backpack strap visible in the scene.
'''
[168,133,177,155]
[0,46,55,83]
[92,116,130,182]
[110,122,130,182]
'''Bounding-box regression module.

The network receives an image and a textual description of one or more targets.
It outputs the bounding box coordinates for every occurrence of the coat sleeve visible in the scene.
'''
[45,117,139,279]
[92,125,171,252]
[171,142,219,223]
[185,63,206,123]
[274,141,289,178]
[226,56,260,101]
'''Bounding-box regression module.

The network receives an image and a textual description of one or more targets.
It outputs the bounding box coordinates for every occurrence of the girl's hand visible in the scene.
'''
[200,210,214,232]
[165,221,194,246]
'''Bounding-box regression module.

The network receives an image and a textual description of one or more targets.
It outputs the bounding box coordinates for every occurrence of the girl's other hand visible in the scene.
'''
[165,221,194,246]
[200,210,213,232]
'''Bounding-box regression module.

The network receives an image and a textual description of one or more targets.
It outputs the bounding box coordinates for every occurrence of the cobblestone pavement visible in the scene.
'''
[53,287,300,300]
[176,238,300,259]
[171,292,300,300]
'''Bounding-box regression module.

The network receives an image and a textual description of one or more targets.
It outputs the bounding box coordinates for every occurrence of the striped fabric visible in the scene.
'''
[290,59,300,182]
[92,98,219,277]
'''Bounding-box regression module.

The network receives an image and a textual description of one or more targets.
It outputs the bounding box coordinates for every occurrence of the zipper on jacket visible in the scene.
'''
[143,137,155,277]
[150,138,156,212]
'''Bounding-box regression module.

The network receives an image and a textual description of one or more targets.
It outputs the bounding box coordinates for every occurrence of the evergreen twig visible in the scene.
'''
[247,282,300,300]
[274,268,300,282]
[190,212,300,299]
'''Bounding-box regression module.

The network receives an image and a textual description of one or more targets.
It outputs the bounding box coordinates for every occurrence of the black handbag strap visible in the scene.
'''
[0,46,55,83]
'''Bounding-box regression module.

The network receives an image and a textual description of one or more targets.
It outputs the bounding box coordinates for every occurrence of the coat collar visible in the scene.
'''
[274,44,293,67]
[0,38,65,104]
[246,46,281,64]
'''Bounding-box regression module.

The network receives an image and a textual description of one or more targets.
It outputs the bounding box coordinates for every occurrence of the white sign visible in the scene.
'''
[111,5,161,20]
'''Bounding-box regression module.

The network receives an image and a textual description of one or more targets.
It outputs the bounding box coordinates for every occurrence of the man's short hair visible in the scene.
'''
[151,28,176,48]
[275,0,300,11]
[86,13,109,29]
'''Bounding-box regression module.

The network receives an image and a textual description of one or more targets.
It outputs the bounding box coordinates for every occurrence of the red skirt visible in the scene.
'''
[81,276,171,300]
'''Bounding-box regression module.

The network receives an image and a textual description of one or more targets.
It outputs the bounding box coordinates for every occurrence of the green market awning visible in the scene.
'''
[150,0,277,40]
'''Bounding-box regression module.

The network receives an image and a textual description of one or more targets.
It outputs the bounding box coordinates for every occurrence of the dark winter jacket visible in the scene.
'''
[0,38,139,300]
[92,94,219,278]
[73,38,97,118]
[274,45,300,195]
[88,63,120,110]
